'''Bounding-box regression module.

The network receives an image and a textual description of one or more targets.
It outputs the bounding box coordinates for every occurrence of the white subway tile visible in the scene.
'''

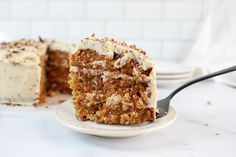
[106,21,142,39]
[0,20,30,39]
[144,21,181,40]
[0,1,11,18]
[68,20,105,40]
[12,1,48,19]
[87,0,124,19]
[162,41,194,60]
[31,21,67,39]
[126,1,162,19]
[49,1,86,18]
[165,2,203,20]
[182,21,202,40]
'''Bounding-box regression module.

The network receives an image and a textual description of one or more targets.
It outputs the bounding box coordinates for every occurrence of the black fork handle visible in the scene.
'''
[167,65,236,99]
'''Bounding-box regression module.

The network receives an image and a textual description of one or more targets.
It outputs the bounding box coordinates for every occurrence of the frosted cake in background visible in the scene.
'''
[0,39,76,106]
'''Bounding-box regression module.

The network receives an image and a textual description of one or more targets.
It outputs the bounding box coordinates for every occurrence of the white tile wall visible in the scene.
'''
[0,1,11,18]
[164,1,203,20]
[0,20,30,38]
[0,0,206,61]
[49,1,86,18]
[12,1,48,19]
[68,20,105,39]
[182,21,202,40]
[87,1,124,19]
[106,21,142,39]
[126,1,163,19]
[144,21,182,40]
[31,20,67,39]
[162,41,194,60]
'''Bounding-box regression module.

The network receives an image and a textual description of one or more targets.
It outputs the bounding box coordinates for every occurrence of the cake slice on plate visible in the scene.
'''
[69,35,158,125]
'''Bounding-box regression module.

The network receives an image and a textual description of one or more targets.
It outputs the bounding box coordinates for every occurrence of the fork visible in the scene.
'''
[156,65,236,118]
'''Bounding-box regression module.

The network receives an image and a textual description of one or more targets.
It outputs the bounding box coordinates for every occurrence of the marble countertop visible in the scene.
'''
[0,81,236,157]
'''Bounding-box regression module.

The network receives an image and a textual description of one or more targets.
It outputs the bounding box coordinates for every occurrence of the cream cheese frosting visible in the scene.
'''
[49,40,77,53]
[0,39,48,106]
[76,35,154,71]
[0,62,41,105]
[0,39,47,67]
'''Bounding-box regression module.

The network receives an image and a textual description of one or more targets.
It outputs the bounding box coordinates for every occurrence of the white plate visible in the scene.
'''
[216,73,236,87]
[157,77,192,87]
[157,61,193,75]
[55,100,176,138]
[157,72,193,79]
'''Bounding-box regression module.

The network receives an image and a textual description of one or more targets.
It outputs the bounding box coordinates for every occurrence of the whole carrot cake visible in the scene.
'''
[0,39,76,106]
[69,35,158,125]
[0,39,48,106]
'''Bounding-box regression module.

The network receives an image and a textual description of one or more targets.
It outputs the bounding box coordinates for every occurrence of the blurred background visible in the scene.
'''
[0,0,206,62]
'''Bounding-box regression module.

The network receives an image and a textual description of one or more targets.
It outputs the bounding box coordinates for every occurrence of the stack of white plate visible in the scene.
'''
[216,72,236,88]
[156,61,194,87]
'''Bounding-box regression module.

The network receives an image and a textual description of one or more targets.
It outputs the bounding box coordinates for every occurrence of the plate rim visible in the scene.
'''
[55,100,176,137]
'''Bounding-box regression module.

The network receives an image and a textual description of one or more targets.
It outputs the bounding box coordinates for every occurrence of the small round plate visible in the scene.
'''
[157,72,193,79]
[157,77,192,87]
[156,61,193,75]
[55,100,176,138]
[216,73,236,88]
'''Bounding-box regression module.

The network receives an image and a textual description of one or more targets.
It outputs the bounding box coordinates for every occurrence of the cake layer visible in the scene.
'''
[69,69,155,124]
[69,72,150,106]
[46,49,71,95]
[47,50,69,68]
[77,35,154,71]
[70,70,151,97]
[70,49,153,76]
[70,73,155,124]
[75,102,155,124]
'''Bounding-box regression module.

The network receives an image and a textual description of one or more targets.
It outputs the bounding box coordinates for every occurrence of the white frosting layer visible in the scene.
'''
[0,39,47,105]
[0,62,41,105]
[0,40,47,67]
[77,36,154,70]
[147,63,158,112]
[49,41,77,53]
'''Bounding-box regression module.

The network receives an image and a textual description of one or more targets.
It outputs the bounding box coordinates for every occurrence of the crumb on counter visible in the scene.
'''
[57,99,66,104]
[207,100,213,106]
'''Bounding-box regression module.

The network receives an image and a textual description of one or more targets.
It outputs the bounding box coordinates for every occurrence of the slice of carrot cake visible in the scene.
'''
[69,35,157,125]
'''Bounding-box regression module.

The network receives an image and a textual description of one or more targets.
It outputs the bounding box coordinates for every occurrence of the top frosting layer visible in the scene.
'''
[0,39,48,66]
[49,40,77,53]
[76,35,155,71]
